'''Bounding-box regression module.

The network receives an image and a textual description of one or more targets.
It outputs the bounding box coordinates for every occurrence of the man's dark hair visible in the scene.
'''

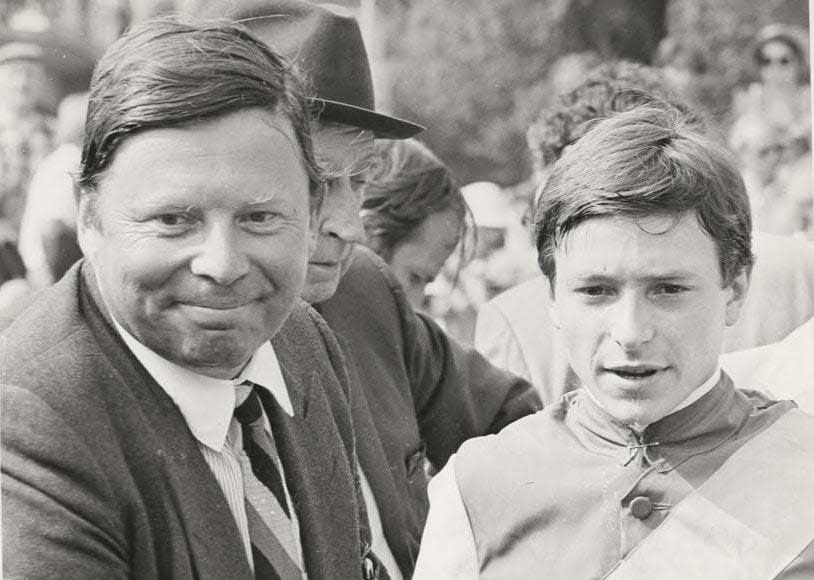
[535,105,753,287]
[79,16,323,210]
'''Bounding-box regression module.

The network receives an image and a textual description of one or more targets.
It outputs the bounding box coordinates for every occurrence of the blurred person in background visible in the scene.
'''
[476,61,814,404]
[729,24,812,237]
[0,41,55,234]
[0,219,29,311]
[361,138,469,309]
[18,92,87,288]
[733,24,810,135]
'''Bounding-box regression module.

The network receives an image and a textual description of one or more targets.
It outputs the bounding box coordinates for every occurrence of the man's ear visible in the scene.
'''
[724,268,751,327]
[76,194,101,264]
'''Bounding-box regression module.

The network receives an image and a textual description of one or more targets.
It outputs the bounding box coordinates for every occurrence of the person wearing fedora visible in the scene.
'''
[204,1,542,577]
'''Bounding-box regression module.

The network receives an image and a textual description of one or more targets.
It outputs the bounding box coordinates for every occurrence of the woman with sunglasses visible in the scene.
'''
[729,24,812,237]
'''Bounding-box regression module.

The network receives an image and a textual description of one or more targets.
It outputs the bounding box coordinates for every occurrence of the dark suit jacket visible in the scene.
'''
[1,262,368,579]
[316,246,542,576]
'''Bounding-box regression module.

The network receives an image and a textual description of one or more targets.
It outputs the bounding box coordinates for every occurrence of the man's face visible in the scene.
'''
[79,109,313,379]
[390,207,462,309]
[550,213,748,428]
[303,124,375,304]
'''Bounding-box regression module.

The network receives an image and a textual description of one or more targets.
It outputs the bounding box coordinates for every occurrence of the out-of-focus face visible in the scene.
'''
[389,207,462,308]
[303,124,375,304]
[550,213,748,429]
[79,109,313,379]
[0,59,47,114]
[758,40,799,88]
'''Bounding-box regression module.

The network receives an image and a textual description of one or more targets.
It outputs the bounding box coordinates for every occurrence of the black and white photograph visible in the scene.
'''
[1,1,812,578]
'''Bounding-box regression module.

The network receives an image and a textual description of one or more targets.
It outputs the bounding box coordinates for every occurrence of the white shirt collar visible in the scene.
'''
[113,321,293,452]
[584,366,722,429]
[670,367,721,415]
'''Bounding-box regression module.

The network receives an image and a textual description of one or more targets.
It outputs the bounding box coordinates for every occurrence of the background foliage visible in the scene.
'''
[383,0,808,186]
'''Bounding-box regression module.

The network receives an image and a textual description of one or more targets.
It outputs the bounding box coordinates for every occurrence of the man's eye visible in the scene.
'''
[240,211,280,232]
[654,283,688,296]
[154,214,190,227]
[244,212,275,223]
[577,286,610,297]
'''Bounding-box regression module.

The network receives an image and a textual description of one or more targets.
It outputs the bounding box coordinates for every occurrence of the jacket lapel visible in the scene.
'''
[268,325,363,579]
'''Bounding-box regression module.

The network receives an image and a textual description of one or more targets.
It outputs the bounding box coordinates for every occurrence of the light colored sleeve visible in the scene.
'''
[413,456,479,580]
[474,299,532,383]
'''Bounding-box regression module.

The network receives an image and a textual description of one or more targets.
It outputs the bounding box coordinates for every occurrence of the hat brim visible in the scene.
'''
[311,98,424,139]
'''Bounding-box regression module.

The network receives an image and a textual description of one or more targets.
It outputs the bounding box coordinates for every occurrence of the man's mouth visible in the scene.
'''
[604,365,662,380]
[179,297,256,310]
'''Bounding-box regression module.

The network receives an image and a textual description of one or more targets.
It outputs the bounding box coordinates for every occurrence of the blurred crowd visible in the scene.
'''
[0,10,812,347]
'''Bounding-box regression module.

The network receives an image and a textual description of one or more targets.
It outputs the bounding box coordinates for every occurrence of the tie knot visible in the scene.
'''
[234,385,263,426]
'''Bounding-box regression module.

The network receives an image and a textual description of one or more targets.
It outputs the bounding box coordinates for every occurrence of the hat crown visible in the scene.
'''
[207,0,422,138]
[232,0,374,110]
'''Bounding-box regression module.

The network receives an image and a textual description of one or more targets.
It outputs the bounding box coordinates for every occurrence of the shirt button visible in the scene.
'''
[630,496,653,519]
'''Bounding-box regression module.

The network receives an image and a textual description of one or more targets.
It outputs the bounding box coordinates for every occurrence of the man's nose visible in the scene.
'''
[190,223,250,285]
[609,294,655,352]
[320,176,366,245]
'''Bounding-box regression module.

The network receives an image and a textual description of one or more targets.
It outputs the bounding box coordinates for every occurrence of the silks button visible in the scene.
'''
[630,496,653,519]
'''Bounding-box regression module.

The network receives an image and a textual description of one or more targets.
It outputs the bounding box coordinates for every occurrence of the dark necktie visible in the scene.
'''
[234,385,303,580]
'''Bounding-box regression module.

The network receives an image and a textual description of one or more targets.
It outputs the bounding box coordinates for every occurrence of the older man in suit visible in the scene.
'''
[204,2,543,577]
[2,17,375,580]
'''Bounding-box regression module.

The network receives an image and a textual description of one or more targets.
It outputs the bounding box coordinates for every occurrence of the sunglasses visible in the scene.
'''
[758,54,795,67]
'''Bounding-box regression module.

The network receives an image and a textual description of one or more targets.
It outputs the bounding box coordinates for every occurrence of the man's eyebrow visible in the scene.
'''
[567,270,701,283]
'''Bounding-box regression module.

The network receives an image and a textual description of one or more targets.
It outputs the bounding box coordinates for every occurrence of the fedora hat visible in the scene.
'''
[205,0,423,139]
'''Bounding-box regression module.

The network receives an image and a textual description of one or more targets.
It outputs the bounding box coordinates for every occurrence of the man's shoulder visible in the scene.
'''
[456,394,576,467]
[332,245,401,303]
[1,264,89,371]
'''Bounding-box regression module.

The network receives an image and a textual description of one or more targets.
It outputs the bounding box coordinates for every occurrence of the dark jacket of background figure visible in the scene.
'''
[316,245,542,576]
[1,261,368,580]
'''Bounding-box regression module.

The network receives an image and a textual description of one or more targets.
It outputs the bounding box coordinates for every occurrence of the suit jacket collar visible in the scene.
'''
[114,322,293,450]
